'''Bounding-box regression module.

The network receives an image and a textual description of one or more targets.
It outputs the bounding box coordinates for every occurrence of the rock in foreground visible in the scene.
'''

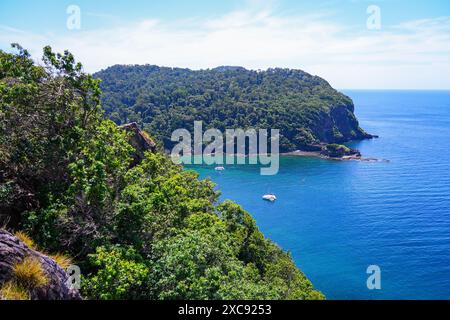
[0,230,81,300]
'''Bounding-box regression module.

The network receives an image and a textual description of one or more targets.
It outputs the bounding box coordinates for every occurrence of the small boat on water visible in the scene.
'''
[215,166,225,171]
[262,194,277,202]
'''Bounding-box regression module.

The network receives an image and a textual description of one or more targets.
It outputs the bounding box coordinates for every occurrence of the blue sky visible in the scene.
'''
[1,0,449,89]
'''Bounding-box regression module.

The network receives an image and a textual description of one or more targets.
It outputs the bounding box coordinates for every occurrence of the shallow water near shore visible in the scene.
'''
[187,90,450,300]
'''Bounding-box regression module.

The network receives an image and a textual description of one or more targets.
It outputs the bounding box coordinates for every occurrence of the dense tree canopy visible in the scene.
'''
[95,65,371,152]
[0,46,324,300]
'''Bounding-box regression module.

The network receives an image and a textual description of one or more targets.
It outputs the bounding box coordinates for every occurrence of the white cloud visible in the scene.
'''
[1,8,449,89]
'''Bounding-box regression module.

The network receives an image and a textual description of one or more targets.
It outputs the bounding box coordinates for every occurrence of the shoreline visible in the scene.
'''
[281,150,387,162]
[281,150,360,161]
[172,151,387,162]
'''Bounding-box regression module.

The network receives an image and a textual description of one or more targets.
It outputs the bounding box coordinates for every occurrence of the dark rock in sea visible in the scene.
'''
[0,230,81,300]
[320,143,361,159]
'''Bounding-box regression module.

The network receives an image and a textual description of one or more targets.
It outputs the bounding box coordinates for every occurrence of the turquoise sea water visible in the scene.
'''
[187,90,450,300]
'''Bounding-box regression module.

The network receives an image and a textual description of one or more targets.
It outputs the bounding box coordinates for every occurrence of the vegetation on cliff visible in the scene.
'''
[94,65,372,152]
[0,45,323,300]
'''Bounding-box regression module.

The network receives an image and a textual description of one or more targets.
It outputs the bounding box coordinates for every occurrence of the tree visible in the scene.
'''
[1,45,324,300]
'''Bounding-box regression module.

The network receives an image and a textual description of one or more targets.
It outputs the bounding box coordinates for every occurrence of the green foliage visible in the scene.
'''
[324,143,352,157]
[22,202,66,251]
[1,45,324,300]
[218,201,269,271]
[67,120,133,206]
[95,65,370,152]
[82,245,150,300]
[0,43,102,223]
[148,211,270,300]
[326,143,351,152]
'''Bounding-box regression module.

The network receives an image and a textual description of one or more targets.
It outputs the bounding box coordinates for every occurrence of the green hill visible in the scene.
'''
[95,65,373,152]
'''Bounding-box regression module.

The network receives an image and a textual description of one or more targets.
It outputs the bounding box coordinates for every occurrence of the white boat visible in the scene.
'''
[262,194,277,202]
[215,166,225,171]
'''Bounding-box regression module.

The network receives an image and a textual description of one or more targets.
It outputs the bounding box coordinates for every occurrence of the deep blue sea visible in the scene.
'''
[187,90,450,300]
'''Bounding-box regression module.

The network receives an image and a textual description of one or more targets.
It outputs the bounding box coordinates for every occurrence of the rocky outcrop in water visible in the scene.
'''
[320,143,361,159]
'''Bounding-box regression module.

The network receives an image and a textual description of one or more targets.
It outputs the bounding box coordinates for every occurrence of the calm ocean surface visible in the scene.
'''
[187,90,450,300]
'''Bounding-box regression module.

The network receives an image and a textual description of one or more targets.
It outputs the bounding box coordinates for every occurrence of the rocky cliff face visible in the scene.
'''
[307,104,373,148]
[120,122,157,164]
[0,230,81,300]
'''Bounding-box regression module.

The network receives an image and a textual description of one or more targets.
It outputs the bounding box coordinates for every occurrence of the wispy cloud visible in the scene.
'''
[1,5,449,89]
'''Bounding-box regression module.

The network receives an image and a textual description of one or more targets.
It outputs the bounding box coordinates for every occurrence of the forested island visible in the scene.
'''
[95,64,374,155]
[0,46,324,300]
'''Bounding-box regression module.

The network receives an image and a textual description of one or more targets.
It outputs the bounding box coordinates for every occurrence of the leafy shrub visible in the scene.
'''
[82,245,150,300]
